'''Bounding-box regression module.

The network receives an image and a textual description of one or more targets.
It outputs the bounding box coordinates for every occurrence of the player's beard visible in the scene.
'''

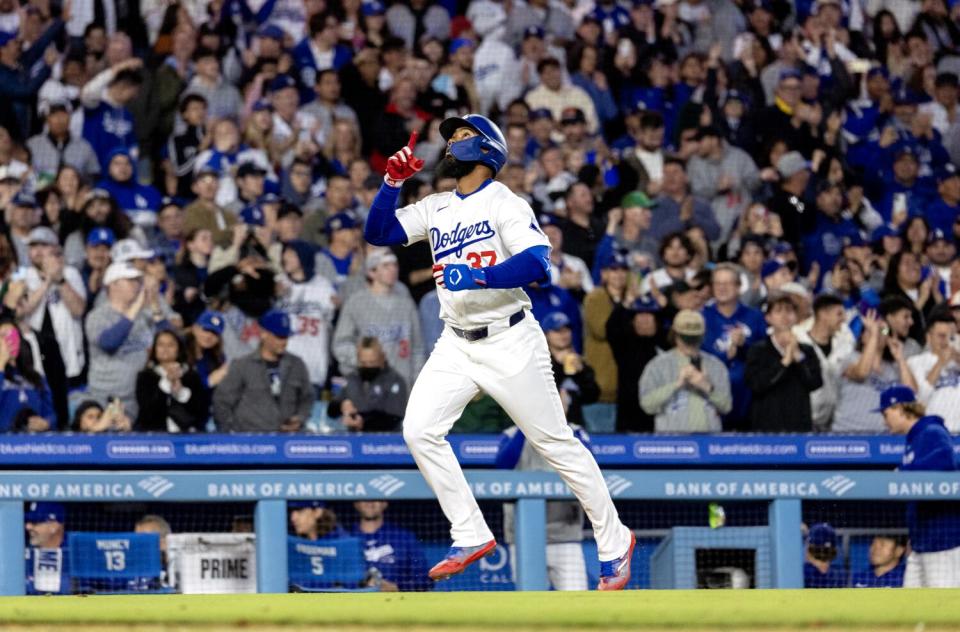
[436,153,479,180]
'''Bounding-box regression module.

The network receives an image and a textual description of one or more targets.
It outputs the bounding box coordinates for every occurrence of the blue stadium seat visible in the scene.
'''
[67,532,169,594]
[288,534,371,592]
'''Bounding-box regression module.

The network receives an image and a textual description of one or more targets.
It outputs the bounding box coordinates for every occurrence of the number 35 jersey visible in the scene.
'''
[396,180,550,330]
[277,275,337,386]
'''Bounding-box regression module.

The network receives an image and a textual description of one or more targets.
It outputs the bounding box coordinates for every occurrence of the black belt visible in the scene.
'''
[451,310,525,342]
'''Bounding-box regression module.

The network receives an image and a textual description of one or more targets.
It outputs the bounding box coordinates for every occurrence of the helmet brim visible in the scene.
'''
[440,117,480,141]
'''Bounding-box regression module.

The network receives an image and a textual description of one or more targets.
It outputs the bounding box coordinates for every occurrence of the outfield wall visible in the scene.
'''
[3,469,960,594]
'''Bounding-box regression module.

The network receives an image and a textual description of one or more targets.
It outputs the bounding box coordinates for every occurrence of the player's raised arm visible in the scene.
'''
[364,132,424,247]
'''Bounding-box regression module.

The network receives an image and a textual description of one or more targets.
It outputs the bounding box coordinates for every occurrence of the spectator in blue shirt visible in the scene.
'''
[801,181,862,281]
[81,58,144,171]
[926,163,960,235]
[702,263,766,429]
[878,385,960,587]
[803,522,847,588]
[292,11,354,104]
[852,535,906,588]
[352,501,430,592]
[0,319,54,433]
[0,19,64,142]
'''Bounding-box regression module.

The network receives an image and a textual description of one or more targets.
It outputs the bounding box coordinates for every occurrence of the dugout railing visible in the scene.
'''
[2,469,958,594]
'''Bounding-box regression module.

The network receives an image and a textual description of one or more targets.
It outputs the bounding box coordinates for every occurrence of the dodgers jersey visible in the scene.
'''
[396,180,550,329]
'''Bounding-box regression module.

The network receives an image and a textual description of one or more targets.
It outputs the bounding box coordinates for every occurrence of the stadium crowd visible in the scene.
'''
[3,0,960,435]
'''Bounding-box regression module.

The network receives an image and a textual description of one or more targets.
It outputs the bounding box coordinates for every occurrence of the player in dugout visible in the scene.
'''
[364,115,635,590]
[878,384,960,587]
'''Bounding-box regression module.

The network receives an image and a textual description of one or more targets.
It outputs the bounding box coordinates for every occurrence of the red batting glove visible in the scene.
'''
[432,263,446,289]
[385,131,425,187]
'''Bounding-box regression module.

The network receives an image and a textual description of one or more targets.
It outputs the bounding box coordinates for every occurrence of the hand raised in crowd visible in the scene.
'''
[605,207,623,236]
[25,416,50,432]
[124,286,147,320]
[41,250,64,284]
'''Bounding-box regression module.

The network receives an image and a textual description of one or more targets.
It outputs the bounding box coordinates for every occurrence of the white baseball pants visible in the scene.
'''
[402,313,632,561]
[903,546,960,587]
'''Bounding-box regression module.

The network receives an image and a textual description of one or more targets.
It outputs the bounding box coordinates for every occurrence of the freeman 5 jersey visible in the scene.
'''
[395,180,549,329]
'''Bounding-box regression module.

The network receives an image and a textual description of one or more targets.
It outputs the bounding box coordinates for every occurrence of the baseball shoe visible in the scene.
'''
[597,532,636,591]
[428,540,497,581]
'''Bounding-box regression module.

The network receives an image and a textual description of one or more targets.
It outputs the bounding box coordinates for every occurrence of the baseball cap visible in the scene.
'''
[874,384,917,412]
[86,227,116,247]
[538,213,560,228]
[541,311,571,332]
[721,89,749,108]
[12,191,37,208]
[237,161,267,178]
[25,502,65,524]
[196,310,225,336]
[256,23,285,40]
[43,98,72,117]
[195,160,222,178]
[894,88,920,106]
[894,143,919,161]
[27,226,59,246]
[449,37,474,54]
[288,500,326,509]
[778,68,803,83]
[103,262,143,285]
[928,228,951,245]
[160,196,183,211]
[278,203,304,220]
[672,309,705,336]
[529,108,554,122]
[361,0,386,16]
[632,296,661,313]
[807,523,838,548]
[252,98,273,112]
[601,251,630,270]
[776,151,810,179]
[872,224,901,242]
[560,107,586,125]
[621,191,657,209]
[268,74,298,93]
[240,204,266,226]
[0,30,17,48]
[258,309,292,338]
[694,125,723,141]
[365,249,398,272]
[938,163,960,183]
[842,233,867,249]
[523,25,545,40]
[325,212,357,234]
[761,259,784,279]
[111,238,155,263]
[87,187,112,201]
[867,66,890,80]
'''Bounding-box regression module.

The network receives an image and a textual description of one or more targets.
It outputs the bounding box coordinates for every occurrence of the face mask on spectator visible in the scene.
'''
[2,326,21,360]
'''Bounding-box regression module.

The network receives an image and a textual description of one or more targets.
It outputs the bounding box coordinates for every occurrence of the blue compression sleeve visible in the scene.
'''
[98,317,134,353]
[364,183,409,246]
[482,245,550,289]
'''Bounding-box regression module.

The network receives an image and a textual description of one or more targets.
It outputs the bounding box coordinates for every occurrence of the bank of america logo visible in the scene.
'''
[369,475,405,497]
[137,476,174,498]
[821,475,856,497]
[605,475,633,497]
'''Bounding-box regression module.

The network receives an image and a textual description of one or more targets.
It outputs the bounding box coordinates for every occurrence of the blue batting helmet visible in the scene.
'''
[439,114,508,175]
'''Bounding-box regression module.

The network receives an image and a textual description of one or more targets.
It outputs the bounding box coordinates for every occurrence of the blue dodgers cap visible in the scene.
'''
[0,30,17,47]
[288,500,326,509]
[874,384,917,412]
[258,309,292,338]
[541,311,571,332]
[778,68,803,83]
[938,163,960,183]
[529,108,553,122]
[196,310,225,336]
[538,213,560,228]
[257,23,285,40]
[523,25,545,39]
[928,228,951,245]
[325,212,357,234]
[86,227,116,247]
[361,0,386,16]
[252,98,273,112]
[268,74,298,93]
[842,233,867,248]
[761,259,784,279]
[632,296,661,313]
[894,87,920,106]
[195,159,222,178]
[449,37,474,54]
[25,501,65,524]
[258,192,282,205]
[12,191,37,208]
[602,250,630,270]
[807,523,837,548]
[240,204,265,226]
[867,65,890,80]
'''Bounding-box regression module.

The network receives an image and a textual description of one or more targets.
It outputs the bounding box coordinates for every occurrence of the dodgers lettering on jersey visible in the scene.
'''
[396,180,550,329]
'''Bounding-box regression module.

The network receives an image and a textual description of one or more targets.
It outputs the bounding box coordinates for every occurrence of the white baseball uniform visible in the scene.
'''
[395,180,632,562]
[903,547,960,587]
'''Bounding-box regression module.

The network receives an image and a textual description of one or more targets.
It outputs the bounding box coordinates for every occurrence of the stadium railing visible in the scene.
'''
[2,468,959,594]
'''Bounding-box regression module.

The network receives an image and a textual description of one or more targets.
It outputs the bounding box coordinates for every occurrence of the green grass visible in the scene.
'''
[0,590,959,630]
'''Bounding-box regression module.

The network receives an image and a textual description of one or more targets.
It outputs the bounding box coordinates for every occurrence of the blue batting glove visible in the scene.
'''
[443,264,487,291]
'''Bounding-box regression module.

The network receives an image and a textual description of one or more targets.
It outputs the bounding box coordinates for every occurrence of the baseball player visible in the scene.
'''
[364,115,635,590]
[877,384,960,587]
